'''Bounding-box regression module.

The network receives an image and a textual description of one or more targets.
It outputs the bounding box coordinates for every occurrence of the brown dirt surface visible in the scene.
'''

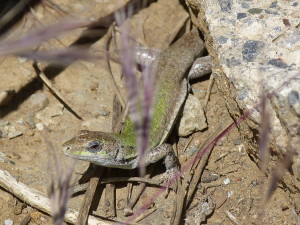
[0,1,297,225]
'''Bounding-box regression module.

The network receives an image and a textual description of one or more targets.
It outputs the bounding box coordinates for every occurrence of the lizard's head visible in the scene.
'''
[62,130,138,169]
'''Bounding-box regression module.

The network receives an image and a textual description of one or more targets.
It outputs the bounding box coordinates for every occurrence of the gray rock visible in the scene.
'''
[35,103,64,126]
[288,90,299,105]
[218,36,228,44]
[82,118,112,133]
[187,0,300,152]
[237,13,247,19]
[242,40,265,62]
[269,1,278,8]
[218,0,232,12]
[0,152,6,162]
[187,0,300,202]
[92,106,110,117]
[0,121,9,127]
[178,94,207,137]
[27,93,49,112]
[35,123,44,131]
[4,219,13,225]
[248,8,263,14]
[23,112,35,128]
[265,9,279,15]
[268,59,288,68]
[185,195,215,224]
[8,131,23,139]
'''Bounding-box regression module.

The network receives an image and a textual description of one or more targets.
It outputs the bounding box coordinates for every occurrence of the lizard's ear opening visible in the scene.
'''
[63,145,71,153]
[86,140,102,153]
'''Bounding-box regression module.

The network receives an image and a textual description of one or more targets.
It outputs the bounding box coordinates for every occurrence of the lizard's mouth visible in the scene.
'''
[63,148,138,169]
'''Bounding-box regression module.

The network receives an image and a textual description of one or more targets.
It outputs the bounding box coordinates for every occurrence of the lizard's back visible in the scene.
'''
[122,29,205,148]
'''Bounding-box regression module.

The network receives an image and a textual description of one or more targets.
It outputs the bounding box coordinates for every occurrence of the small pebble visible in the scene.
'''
[16,118,25,125]
[227,191,233,197]
[123,207,133,216]
[281,203,289,211]
[93,106,110,117]
[4,125,16,133]
[35,123,44,131]
[89,81,99,91]
[27,93,49,112]
[178,94,207,136]
[251,179,259,187]
[223,178,230,185]
[0,152,6,162]
[22,208,29,214]
[99,109,110,117]
[216,138,224,146]
[23,112,35,128]
[8,160,16,165]
[18,57,27,63]
[184,146,198,158]
[242,40,265,62]
[248,8,263,14]
[47,104,64,117]
[288,90,299,105]
[216,135,228,146]
[35,103,63,126]
[8,131,23,139]
[4,219,13,225]
[0,120,9,127]
[233,138,243,145]
[202,173,220,183]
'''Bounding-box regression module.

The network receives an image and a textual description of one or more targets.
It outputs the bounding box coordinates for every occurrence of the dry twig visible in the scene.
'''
[104,169,116,218]
[0,170,108,225]
[76,167,104,225]
[33,62,83,120]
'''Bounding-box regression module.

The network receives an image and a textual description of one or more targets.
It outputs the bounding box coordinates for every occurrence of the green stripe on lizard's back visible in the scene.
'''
[117,29,205,148]
[62,29,205,169]
[140,28,205,147]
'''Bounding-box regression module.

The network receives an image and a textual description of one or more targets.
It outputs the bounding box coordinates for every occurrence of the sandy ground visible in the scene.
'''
[0,1,297,224]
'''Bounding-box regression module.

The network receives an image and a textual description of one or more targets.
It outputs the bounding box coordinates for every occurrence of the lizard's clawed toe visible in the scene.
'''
[159,167,179,190]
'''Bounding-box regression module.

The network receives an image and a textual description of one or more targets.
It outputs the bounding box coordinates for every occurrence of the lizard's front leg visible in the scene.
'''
[145,143,178,182]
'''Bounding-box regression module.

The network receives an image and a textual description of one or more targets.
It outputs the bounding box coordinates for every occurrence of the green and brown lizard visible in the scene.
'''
[62,28,210,175]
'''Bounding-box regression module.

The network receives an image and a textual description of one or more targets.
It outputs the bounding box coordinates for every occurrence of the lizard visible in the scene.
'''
[62,28,210,176]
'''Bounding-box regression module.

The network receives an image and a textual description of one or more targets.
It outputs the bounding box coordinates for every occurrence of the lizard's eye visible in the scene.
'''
[87,141,102,153]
